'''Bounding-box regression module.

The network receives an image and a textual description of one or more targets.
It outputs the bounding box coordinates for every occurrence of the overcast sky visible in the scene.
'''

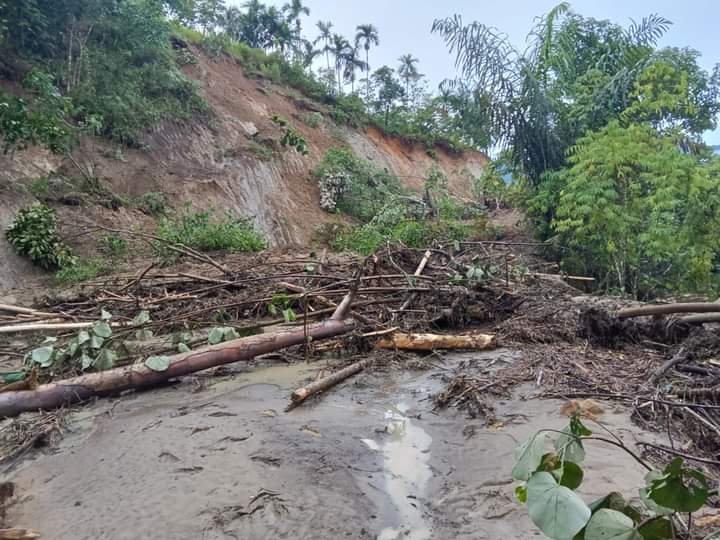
[256,0,720,145]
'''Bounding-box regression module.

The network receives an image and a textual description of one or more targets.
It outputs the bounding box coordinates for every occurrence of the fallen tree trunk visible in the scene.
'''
[289,358,371,408]
[618,303,720,319]
[0,318,357,418]
[375,332,497,351]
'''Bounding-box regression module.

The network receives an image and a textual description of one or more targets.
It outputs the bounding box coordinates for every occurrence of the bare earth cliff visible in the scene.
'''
[0,46,487,290]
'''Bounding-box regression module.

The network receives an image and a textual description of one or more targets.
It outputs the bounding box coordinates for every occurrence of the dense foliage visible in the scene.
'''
[436,3,720,297]
[0,0,207,148]
[155,207,266,258]
[5,203,75,270]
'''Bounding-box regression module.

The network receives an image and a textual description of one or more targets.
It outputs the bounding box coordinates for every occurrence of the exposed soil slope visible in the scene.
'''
[0,45,487,291]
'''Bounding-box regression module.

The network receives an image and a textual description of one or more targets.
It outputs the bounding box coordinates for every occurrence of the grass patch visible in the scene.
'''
[55,258,109,285]
[155,206,266,259]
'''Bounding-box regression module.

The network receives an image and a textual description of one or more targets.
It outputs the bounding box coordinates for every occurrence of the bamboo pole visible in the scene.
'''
[289,358,371,407]
[617,303,720,319]
[375,332,497,351]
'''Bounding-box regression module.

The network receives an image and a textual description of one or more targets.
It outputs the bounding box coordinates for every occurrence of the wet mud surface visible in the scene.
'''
[4,350,663,539]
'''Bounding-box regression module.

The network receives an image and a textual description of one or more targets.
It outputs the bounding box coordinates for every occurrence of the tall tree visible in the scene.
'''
[372,65,404,127]
[432,5,675,184]
[398,53,421,100]
[343,46,368,94]
[355,24,380,101]
[314,20,333,73]
[328,33,352,95]
[282,0,309,34]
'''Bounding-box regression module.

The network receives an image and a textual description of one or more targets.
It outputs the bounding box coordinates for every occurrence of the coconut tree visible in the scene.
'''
[355,24,380,101]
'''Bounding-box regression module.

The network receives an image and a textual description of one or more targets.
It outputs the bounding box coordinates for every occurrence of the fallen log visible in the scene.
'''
[617,303,720,319]
[375,332,497,351]
[0,288,359,417]
[0,529,41,539]
[678,313,720,325]
[289,358,371,408]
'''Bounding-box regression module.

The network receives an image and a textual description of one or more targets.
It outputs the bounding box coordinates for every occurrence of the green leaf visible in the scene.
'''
[135,329,154,341]
[557,461,584,490]
[527,472,591,540]
[512,433,548,481]
[585,509,641,540]
[0,371,26,384]
[646,458,709,512]
[93,321,112,338]
[80,352,94,370]
[208,327,225,345]
[77,331,90,345]
[31,346,54,367]
[177,343,191,353]
[145,355,171,372]
[282,308,297,322]
[515,485,528,503]
[89,335,105,349]
[132,310,151,325]
[588,492,627,513]
[637,517,673,539]
[555,425,586,464]
[94,349,117,371]
[100,309,112,321]
[224,328,239,340]
[640,471,673,516]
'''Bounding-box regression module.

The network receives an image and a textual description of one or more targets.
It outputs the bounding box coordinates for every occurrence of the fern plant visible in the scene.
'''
[6,203,75,270]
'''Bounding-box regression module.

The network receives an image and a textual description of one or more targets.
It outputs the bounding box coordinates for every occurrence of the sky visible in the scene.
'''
[257,0,720,145]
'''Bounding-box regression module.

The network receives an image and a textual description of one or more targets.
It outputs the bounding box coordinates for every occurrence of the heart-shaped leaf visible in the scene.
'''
[132,310,150,325]
[94,349,117,371]
[93,321,112,338]
[77,331,90,345]
[512,433,548,481]
[208,327,226,345]
[585,509,641,540]
[555,426,586,464]
[646,458,709,512]
[527,472,591,540]
[145,355,171,372]
[100,309,112,320]
[177,343,191,353]
[31,346,55,367]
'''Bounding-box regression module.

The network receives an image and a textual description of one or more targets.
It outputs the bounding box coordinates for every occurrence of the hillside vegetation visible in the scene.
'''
[1,1,720,300]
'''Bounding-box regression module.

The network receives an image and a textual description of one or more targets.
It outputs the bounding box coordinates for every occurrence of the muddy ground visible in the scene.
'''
[3,349,664,540]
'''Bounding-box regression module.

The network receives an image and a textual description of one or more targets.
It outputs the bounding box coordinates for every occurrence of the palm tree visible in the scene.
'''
[342,46,369,94]
[328,34,352,94]
[314,21,334,73]
[283,0,310,34]
[355,24,380,101]
[398,54,421,99]
[299,39,321,73]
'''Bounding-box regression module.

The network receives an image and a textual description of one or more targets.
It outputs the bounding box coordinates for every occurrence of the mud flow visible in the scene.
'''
[4,350,661,539]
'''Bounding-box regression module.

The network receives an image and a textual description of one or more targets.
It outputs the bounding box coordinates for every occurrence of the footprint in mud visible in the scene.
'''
[250,455,282,468]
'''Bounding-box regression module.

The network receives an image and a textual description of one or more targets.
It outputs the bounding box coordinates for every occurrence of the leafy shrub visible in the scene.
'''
[330,95,368,128]
[314,148,403,221]
[271,115,309,155]
[301,112,323,128]
[6,204,75,270]
[155,207,266,256]
[136,192,167,216]
[513,414,713,540]
[100,235,128,259]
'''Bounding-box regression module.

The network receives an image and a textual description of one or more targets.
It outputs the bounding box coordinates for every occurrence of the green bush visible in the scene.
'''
[314,148,403,221]
[100,235,128,259]
[5,203,75,270]
[330,95,368,128]
[136,192,167,216]
[155,207,266,256]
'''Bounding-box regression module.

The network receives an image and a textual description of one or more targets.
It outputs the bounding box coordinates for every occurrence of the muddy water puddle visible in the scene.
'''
[4,351,664,539]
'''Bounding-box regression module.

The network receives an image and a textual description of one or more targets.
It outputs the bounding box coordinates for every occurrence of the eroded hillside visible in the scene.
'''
[0,44,487,291]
